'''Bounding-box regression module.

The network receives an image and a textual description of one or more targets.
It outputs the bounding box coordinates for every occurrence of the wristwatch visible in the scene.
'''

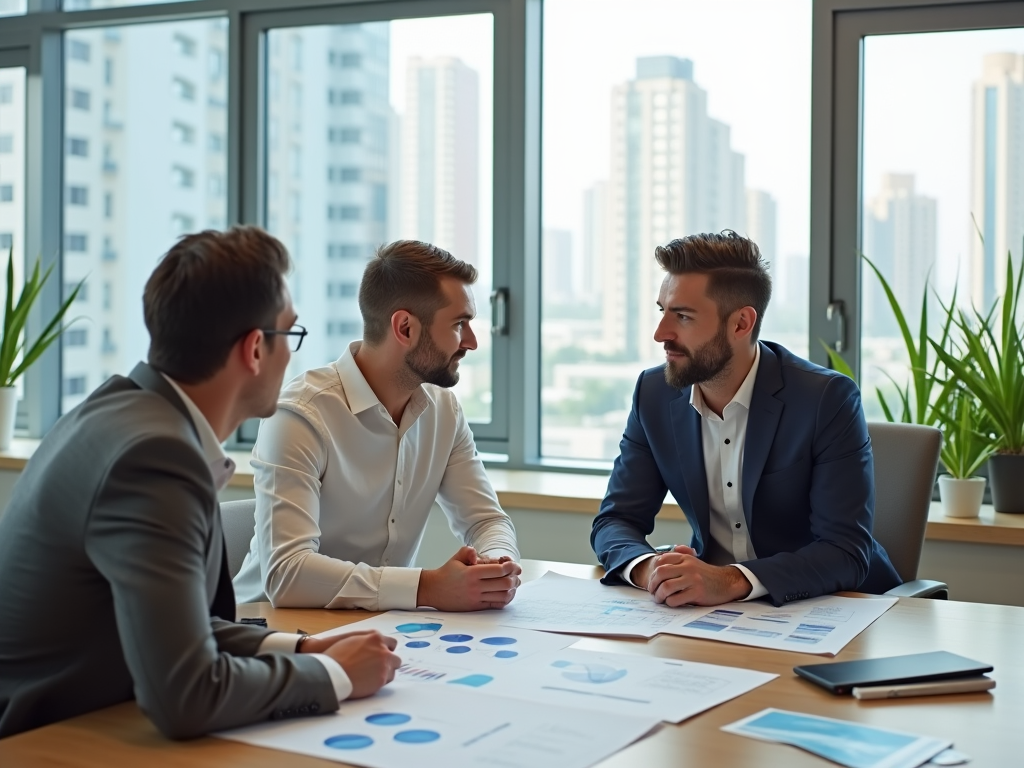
[295,634,312,652]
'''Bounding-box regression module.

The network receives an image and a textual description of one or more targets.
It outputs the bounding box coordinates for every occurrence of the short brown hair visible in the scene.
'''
[144,226,291,384]
[654,231,772,340]
[359,240,477,345]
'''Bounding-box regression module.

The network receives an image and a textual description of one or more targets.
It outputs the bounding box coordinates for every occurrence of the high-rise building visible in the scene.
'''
[543,228,574,305]
[581,181,607,303]
[970,52,1024,310]
[745,188,777,271]
[400,56,479,265]
[863,173,937,336]
[0,67,25,294]
[604,55,747,358]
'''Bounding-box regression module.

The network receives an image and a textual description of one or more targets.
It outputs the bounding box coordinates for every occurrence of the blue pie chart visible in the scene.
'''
[481,636,517,646]
[446,645,471,654]
[405,641,430,648]
[395,730,441,744]
[440,634,473,643]
[325,734,374,750]
[494,650,518,659]
[366,713,412,726]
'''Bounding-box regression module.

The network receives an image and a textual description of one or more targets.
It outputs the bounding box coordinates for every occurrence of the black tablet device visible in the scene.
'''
[794,651,993,695]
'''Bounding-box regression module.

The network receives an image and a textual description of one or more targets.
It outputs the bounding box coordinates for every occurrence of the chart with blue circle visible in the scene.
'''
[394,625,522,659]
[325,712,442,751]
[552,659,628,684]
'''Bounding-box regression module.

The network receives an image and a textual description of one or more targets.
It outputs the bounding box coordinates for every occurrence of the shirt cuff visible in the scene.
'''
[308,654,354,702]
[380,566,423,611]
[257,632,305,655]
[732,564,768,600]
[480,547,519,561]
[623,553,656,589]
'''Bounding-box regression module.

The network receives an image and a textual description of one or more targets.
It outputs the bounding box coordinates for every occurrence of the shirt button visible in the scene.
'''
[727,481,733,488]
[735,522,742,529]
[391,519,395,523]
[724,439,731,445]
[397,479,402,485]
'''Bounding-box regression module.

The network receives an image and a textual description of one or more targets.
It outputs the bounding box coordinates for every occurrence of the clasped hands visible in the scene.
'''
[417,546,522,612]
[632,545,753,607]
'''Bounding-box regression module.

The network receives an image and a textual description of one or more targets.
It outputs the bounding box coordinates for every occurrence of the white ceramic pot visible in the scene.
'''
[0,386,16,451]
[938,475,987,519]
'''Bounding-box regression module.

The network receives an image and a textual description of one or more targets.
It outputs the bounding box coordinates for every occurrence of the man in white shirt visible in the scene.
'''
[591,231,901,607]
[234,239,522,612]
[0,227,400,740]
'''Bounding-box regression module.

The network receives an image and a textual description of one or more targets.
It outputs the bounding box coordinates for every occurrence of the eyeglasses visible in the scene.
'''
[262,323,307,352]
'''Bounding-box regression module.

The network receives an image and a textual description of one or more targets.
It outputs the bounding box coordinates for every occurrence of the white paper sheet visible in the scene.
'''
[216,683,659,768]
[661,594,898,656]
[318,613,776,724]
[315,611,577,685]
[722,708,951,768]
[482,573,896,655]
[479,647,777,724]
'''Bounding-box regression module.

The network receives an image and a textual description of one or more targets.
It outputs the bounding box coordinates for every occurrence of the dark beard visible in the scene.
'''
[405,331,463,388]
[663,322,733,389]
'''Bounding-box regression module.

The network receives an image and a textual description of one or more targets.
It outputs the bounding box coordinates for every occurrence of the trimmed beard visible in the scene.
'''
[663,321,733,390]
[405,330,464,388]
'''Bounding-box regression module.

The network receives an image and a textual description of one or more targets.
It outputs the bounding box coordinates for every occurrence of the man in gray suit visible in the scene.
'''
[0,227,401,740]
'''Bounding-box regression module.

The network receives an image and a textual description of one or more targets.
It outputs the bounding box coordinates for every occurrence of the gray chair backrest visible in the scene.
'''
[219,498,257,579]
[867,421,942,582]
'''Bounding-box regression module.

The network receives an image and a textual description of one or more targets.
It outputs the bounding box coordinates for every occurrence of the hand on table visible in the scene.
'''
[633,545,752,607]
[417,546,522,611]
[313,630,401,699]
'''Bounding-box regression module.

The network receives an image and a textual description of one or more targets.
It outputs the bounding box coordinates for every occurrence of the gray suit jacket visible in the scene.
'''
[0,363,338,739]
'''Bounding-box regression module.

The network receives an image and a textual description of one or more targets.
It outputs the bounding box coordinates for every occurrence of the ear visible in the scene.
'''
[390,310,421,351]
[238,328,263,375]
[732,306,758,343]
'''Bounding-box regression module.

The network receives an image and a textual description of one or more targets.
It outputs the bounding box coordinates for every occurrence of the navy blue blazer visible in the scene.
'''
[591,342,901,606]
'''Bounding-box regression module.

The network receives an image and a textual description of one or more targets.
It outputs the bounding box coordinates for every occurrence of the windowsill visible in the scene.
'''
[1,438,1021,546]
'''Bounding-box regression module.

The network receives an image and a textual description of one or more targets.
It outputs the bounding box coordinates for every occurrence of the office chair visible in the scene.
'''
[867,421,948,599]
[219,498,257,579]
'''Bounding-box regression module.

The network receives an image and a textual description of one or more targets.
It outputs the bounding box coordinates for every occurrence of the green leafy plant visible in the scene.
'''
[930,255,1024,455]
[0,249,83,388]
[933,386,996,479]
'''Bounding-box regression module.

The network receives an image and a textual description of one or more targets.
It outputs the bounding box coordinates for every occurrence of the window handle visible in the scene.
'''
[826,300,846,353]
[490,288,509,336]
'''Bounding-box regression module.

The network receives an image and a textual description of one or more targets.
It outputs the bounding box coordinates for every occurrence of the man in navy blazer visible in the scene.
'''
[591,232,900,607]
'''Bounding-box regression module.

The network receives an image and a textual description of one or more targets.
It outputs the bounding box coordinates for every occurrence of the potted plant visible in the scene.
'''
[931,256,1024,513]
[0,249,83,450]
[933,387,995,518]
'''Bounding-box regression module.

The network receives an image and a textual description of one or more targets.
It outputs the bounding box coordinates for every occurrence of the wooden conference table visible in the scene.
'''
[1,560,1021,767]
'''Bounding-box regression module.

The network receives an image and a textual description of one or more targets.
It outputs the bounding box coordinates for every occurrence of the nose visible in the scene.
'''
[653,313,673,344]
[462,321,479,351]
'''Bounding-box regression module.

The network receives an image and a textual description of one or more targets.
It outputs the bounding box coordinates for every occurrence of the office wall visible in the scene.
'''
[7,470,1023,607]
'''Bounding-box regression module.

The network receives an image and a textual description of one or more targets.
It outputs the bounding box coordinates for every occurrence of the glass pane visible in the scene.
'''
[62,20,228,413]
[264,15,494,423]
[0,0,25,17]
[541,0,811,461]
[64,0,199,9]
[861,29,1024,420]
[0,66,26,407]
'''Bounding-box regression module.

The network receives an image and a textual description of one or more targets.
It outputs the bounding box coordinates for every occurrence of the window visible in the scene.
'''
[265,15,495,428]
[172,77,196,102]
[540,0,811,460]
[0,85,11,104]
[0,135,14,154]
[68,186,88,206]
[70,89,90,111]
[327,281,359,298]
[65,329,88,347]
[68,40,90,63]
[67,137,88,157]
[173,34,197,57]
[104,58,113,86]
[66,282,88,302]
[328,243,367,259]
[65,234,88,252]
[172,122,195,144]
[62,22,227,416]
[0,233,11,250]
[209,49,225,79]
[0,185,12,203]
[63,377,87,397]
[171,165,195,188]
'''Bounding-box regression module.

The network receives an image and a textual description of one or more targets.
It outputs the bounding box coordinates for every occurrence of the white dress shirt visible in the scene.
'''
[161,374,352,702]
[233,341,519,611]
[623,345,768,600]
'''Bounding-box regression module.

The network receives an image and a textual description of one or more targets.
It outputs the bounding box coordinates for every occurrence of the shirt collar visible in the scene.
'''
[690,342,762,418]
[159,373,236,491]
[337,340,430,421]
